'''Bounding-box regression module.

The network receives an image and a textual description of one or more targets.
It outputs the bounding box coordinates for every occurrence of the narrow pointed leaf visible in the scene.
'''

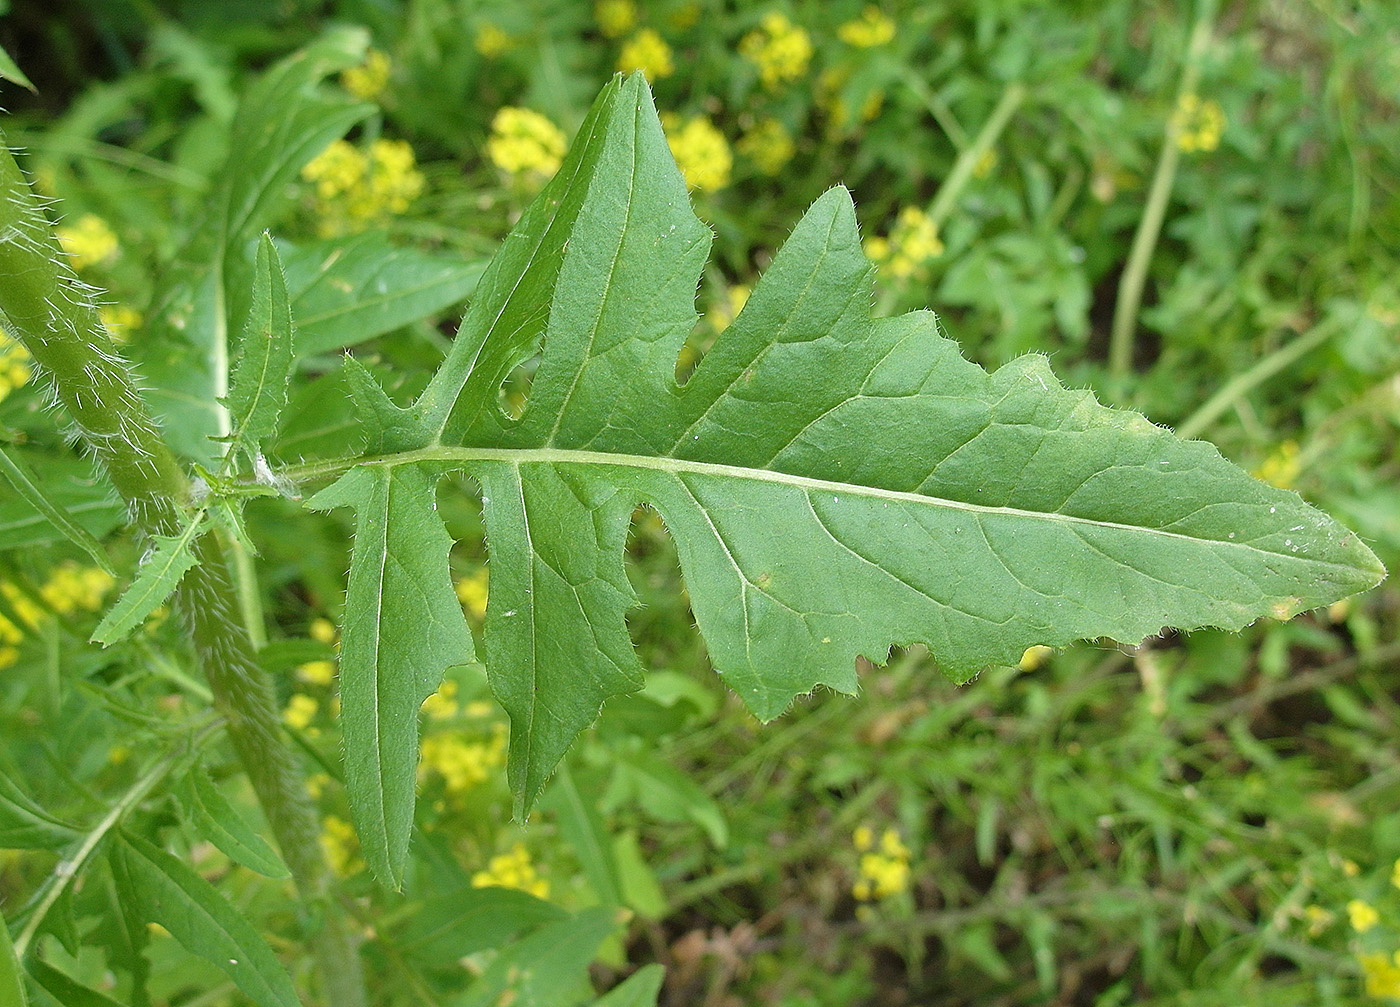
[0,453,124,551]
[26,960,128,1007]
[0,769,80,850]
[592,965,665,1007]
[179,770,290,879]
[0,46,34,92]
[110,832,300,1007]
[224,234,295,461]
[280,231,485,357]
[0,909,28,1007]
[305,464,474,886]
[0,447,113,574]
[92,511,207,646]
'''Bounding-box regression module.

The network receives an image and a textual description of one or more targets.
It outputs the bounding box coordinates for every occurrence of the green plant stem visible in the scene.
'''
[0,140,365,1007]
[1107,0,1217,378]
[13,719,219,959]
[1174,318,1340,440]
[927,81,1027,229]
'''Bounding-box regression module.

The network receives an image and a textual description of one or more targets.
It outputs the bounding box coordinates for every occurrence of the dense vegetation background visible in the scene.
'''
[1,1,1398,1004]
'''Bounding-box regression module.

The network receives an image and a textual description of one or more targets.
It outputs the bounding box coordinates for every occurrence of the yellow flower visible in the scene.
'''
[852,826,912,900]
[664,115,731,192]
[472,842,549,899]
[838,6,896,48]
[297,660,336,686]
[301,138,425,237]
[57,213,118,270]
[320,815,363,876]
[1349,898,1381,933]
[1172,93,1226,154]
[739,12,812,90]
[455,567,489,619]
[419,726,506,794]
[1360,952,1400,999]
[283,694,319,731]
[0,327,33,403]
[736,117,795,176]
[1253,440,1301,489]
[341,49,391,102]
[1019,645,1053,671]
[618,28,674,81]
[474,22,511,58]
[309,617,338,645]
[38,563,113,615]
[487,107,568,186]
[421,679,459,719]
[595,0,637,38]
[1302,904,1333,936]
[865,206,943,280]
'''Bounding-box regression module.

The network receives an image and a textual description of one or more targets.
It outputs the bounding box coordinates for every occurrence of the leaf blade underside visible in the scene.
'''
[320,73,1384,870]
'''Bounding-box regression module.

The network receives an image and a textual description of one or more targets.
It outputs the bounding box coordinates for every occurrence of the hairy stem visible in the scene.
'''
[0,139,365,1006]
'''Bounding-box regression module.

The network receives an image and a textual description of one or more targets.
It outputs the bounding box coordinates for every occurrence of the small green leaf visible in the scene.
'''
[0,45,34,92]
[591,965,665,1007]
[0,908,29,1007]
[305,464,474,886]
[25,960,127,1007]
[109,831,300,1007]
[542,763,622,907]
[396,886,566,963]
[280,231,485,357]
[0,447,113,574]
[92,511,207,646]
[0,453,124,551]
[179,770,290,879]
[0,770,80,850]
[459,908,617,1007]
[224,234,295,463]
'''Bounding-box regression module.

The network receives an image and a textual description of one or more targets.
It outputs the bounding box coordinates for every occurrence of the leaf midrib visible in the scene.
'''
[291,446,1365,573]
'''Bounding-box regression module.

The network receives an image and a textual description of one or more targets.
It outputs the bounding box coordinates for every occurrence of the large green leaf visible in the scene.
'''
[281,231,485,357]
[319,74,1384,875]
[305,463,474,886]
[109,832,300,1007]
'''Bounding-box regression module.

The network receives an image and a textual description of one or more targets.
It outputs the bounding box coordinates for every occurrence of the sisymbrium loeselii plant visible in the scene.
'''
[0,41,1385,1007]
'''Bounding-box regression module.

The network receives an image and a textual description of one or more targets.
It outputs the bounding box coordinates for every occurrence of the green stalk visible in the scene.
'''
[928,81,1027,229]
[1174,318,1341,440]
[0,140,365,1007]
[1107,0,1218,378]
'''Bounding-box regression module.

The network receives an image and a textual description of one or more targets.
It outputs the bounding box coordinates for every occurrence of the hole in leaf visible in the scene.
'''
[497,351,541,420]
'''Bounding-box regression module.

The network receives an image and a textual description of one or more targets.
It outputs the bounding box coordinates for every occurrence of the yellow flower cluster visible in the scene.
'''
[1351,898,1382,933]
[56,213,118,271]
[1361,952,1400,999]
[838,6,896,48]
[341,49,391,102]
[475,22,511,58]
[296,617,338,685]
[320,815,363,876]
[736,118,795,176]
[0,565,115,668]
[419,726,506,795]
[455,568,489,619]
[739,12,812,90]
[300,138,425,237]
[99,304,142,344]
[0,327,33,402]
[1172,93,1226,154]
[863,206,944,279]
[618,28,674,81]
[421,678,460,719]
[595,0,637,38]
[665,115,732,192]
[471,842,549,898]
[852,826,911,900]
[487,107,568,187]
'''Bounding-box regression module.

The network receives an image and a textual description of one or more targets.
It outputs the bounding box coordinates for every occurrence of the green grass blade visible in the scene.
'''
[0,447,114,574]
